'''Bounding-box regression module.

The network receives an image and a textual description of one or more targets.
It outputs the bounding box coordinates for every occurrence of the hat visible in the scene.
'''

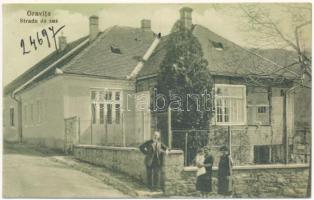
[220,145,229,151]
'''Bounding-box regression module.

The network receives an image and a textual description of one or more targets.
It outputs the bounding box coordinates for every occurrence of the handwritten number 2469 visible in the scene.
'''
[20,25,65,55]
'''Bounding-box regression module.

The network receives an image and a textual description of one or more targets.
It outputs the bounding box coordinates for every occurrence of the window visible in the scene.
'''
[215,84,246,125]
[9,107,15,127]
[91,89,121,125]
[99,91,105,101]
[91,91,97,101]
[254,145,270,164]
[107,104,112,124]
[99,103,104,124]
[115,104,120,124]
[91,103,96,124]
[211,41,224,51]
[257,106,267,113]
[105,91,112,100]
[110,46,122,54]
[115,92,120,101]
[247,87,270,125]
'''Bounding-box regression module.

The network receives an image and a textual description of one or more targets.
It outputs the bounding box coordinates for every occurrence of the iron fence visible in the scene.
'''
[171,127,252,166]
[172,130,209,166]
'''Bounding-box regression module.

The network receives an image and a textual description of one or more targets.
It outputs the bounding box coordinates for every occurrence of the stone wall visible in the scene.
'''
[166,164,310,198]
[74,145,147,182]
[73,145,310,198]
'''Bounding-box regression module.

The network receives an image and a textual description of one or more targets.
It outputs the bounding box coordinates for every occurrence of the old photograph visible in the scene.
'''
[2,2,312,198]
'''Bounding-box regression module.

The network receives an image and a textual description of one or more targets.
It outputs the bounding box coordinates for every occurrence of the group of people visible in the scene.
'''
[195,145,233,197]
[139,131,233,197]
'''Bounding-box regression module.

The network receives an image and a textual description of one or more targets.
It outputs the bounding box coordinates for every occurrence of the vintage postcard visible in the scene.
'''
[2,2,312,198]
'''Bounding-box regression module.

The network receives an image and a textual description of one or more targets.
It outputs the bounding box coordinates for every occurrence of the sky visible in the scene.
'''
[2,3,312,86]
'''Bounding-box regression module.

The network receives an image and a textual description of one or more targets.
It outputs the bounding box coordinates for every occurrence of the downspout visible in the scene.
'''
[284,84,300,164]
[9,38,89,143]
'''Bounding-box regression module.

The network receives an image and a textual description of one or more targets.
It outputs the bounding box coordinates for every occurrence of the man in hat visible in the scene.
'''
[139,131,169,190]
[218,145,233,196]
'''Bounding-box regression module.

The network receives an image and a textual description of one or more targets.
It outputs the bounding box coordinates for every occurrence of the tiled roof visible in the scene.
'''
[138,24,299,79]
[4,36,89,95]
[62,26,155,79]
[137,36,169,78]
[193,25,298,78]
[5,26,156,95]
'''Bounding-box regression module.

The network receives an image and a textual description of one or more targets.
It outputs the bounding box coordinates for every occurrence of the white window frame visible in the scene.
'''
[214,84,247,126]
[90,89,122,125]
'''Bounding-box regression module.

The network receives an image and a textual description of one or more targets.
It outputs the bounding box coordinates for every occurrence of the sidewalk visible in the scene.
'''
[50,156,165,198]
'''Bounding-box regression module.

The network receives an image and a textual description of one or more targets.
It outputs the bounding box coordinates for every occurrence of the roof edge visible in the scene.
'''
[11,38,90,97]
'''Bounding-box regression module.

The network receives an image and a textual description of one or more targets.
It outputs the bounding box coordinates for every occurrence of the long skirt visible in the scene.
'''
[218,176,232,195]
[196,173,212,192]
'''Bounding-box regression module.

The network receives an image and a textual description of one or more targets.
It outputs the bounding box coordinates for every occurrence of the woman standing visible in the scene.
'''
[218,145,233,196]
[195,146,214,198]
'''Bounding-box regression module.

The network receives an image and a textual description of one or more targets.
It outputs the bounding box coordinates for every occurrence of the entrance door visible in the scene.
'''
[135,91,151,143]
[64,116,79,154]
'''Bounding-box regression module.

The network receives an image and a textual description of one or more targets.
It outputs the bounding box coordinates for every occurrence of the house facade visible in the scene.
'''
[136,7,310,165]
[4,16,156,149]
[4,7,310,164]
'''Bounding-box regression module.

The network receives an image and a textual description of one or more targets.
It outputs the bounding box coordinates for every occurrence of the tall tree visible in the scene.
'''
[155,20,213,130]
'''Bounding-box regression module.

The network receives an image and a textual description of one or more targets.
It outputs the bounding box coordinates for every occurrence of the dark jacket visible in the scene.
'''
[218,154,233,195]
[139,139,168,167]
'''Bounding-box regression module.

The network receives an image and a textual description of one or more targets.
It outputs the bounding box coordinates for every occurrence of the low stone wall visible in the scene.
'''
[167,164,310,198]
[73,145,147,182]
[73,145,310,198]
[73,144,184,183]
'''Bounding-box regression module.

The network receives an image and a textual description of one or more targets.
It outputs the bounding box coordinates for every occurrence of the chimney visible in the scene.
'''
[141,19,151,31]
[180,7,193,30]
[89,15,99,41]
[58,35,67,51]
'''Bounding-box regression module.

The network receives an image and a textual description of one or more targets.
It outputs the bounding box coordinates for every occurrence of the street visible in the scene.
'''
[3,143,129,198]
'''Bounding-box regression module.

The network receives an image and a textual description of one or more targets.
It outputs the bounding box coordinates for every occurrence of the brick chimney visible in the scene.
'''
[89,15,99,41]
[180,7,193,30]
[58,35,67,51]
[141,19,151,31]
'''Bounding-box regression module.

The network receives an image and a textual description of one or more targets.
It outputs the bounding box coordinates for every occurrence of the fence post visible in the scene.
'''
[228,126,232,157]
[185,132,188,166]
[90,120,93,145]
[122,112,126,147]
[168,106,172,149]
[78,117,81,144]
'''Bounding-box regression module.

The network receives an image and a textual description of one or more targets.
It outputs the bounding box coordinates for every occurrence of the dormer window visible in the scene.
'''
[110,46,122,54]
[211,41,224,51]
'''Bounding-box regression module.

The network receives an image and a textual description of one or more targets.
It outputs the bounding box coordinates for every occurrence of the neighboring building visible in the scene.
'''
[136,7,311,165]
[4,8,311,164]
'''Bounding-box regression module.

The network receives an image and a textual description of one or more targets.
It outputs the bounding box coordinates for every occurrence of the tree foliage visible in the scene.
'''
[239,4,312,87]
[155,21,213,130]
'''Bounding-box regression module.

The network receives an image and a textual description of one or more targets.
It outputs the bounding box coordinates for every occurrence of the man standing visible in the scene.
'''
[139,131,169,190]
